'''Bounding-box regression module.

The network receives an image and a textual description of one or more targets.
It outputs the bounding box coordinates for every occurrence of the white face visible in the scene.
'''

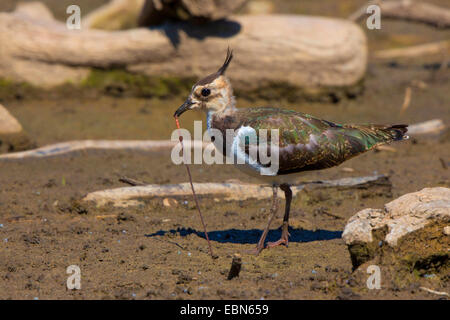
[187,76,234,114]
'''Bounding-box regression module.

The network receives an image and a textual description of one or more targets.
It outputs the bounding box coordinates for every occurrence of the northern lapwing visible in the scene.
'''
[174,49,408,255]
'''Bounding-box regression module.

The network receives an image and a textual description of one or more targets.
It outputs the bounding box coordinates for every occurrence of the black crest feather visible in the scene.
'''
[195,48,233,86]
[218,47,233,75]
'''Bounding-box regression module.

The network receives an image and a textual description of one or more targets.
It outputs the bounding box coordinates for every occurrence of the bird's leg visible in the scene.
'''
[267,183,292,248]
[247,185,279,255]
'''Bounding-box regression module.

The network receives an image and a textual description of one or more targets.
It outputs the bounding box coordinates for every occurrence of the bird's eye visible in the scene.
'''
[201,88,211,97]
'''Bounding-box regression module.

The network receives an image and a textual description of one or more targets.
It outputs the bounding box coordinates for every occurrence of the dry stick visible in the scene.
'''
[83,174,391,205]
[227,254,242,280]
[400,86,412,114]
[174,116,215,259]
[119,176,146,186]
[420,287,449,297]
[373,40,450,60]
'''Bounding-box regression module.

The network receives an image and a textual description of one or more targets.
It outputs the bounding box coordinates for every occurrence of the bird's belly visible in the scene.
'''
[231,163,303,185]
[209,126,305,185]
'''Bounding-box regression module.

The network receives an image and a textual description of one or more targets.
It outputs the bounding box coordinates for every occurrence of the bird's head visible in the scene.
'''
[174,48,235,118]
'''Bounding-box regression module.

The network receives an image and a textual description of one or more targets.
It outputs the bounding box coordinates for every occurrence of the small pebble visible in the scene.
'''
[187,252,192,257]
[163,198,178,207]
[444,226,450,236]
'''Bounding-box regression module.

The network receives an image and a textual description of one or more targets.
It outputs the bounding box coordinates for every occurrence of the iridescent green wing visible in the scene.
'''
[238,107,407,174]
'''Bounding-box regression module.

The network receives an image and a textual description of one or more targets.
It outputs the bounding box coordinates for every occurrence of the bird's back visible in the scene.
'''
[211,106,408,175]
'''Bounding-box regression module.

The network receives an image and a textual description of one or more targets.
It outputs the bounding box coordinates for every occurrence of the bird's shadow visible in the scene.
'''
[150,19,241,48]
[145,227,342,245]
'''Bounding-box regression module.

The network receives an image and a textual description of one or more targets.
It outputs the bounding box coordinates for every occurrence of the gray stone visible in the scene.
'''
[342,187,450,270]
[0,103,34,153]
[343,187,450,246]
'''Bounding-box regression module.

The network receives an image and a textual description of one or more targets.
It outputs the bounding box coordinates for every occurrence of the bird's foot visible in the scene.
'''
[266,237,288,248]
[266,223,290,249]
[245,245,264,256]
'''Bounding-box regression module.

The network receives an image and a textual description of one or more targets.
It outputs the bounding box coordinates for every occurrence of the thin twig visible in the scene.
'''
[175,116,215,259]
[227,254,242,280]
[374,40,450,60]
[420,287,449,297]
[119,176,146,186]
[400,86,412,114]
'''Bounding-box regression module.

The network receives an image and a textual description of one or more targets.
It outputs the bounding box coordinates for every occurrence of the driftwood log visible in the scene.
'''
[350,0,450,28]
[138,0,249,26]
[83,174,390,207]
[0,3,367,93]
[408,119,446,135]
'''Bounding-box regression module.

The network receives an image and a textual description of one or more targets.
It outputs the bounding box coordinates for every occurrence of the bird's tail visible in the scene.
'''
[384,124,409,141]
[341,123,409,152]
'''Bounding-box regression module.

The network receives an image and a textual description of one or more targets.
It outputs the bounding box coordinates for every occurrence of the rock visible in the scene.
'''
[163,198,178,207]
[342,188,449,285]
[0,103,34,153]
[343,187,450,247]
[444,226,450,236]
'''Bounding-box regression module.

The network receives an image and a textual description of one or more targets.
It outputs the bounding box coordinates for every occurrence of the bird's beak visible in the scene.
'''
[174,99,194,118]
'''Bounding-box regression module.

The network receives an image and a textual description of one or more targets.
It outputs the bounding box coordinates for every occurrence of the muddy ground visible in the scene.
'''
[0,0,449,300]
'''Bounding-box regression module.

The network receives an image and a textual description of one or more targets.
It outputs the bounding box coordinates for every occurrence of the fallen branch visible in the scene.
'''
[0,140,206,160]
[82,174,389,207]
[375,145,397,152]
[119,176,147,186]
[373,40,450,60]
[350,0,450,28]
[408,119,446,135]
[420,287,449,297]
[400,86,412,114]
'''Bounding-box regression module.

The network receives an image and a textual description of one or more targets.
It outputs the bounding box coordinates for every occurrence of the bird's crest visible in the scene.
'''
[218,47,233,75]
[196,47,233,86]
